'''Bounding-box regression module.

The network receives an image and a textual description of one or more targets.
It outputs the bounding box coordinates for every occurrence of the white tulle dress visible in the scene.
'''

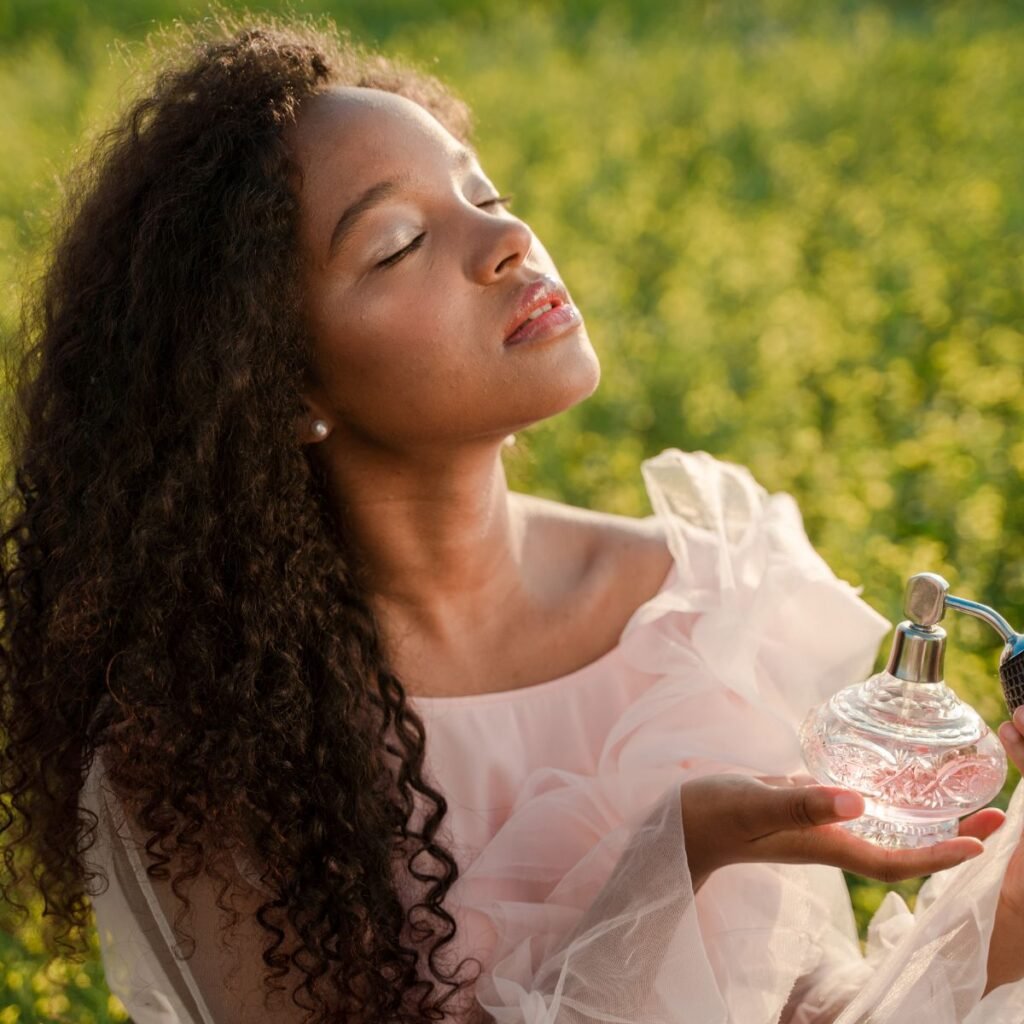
[80,449,1024,1024]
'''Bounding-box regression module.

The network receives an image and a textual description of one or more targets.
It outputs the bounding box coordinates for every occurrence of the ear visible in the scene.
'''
[296,394,332,445]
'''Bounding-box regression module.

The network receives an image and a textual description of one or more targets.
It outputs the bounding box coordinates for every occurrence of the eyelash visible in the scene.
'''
[376,234,425,269]
[375,194,516,269]
[480,194,514,210]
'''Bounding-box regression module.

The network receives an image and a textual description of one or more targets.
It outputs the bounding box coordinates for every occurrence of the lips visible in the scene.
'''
[504,277,574,344]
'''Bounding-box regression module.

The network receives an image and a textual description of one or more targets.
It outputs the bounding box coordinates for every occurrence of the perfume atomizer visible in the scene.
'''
[799,571,1013,848]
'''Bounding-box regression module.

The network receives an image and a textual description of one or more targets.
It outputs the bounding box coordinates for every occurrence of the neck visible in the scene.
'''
[316,437,529,639]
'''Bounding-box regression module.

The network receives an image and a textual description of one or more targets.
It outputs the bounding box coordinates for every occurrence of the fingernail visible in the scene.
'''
[1000,722,1019,744]
[833,793,862,817]
[1014,706,1024,729]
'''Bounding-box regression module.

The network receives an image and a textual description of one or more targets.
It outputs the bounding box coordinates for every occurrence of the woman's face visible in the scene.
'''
[288,87,600,451]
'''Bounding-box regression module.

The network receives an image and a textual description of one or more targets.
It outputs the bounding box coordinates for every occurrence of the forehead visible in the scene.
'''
[289,87,467,193]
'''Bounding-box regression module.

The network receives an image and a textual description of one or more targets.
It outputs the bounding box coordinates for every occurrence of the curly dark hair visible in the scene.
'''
[0,13,485,1023]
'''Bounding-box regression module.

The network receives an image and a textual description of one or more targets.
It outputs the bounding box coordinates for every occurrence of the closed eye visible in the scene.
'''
[376,233,426,269]
[478,194,514,211]
[374,195,513,269]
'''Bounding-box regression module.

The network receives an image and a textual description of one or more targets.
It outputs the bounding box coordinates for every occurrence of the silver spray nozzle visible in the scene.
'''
[897,572,1024,711]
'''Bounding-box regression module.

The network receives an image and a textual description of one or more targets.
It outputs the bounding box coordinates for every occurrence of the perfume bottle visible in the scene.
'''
[800,573,1007,849]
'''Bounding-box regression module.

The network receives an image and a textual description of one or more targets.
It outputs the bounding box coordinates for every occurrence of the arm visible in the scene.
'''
[679,774,1009,1024]
[983,715,1024,996]
[472,774,988,1024]
[985,897,1024,996]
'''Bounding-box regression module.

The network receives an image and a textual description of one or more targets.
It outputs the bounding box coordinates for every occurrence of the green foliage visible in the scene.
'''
[2,0,1023,1012]
[0,922,127,1022]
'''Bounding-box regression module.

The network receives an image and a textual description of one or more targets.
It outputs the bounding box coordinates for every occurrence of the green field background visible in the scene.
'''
[2,0,1024,1019]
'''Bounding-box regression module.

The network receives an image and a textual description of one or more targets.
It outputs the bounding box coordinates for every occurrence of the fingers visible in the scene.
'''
[999,710,1024,774]
[756,772,817,788]
[690,773,995,883]
[783,826,986,882]
[739,782,864,839]
[958,807,1006,842]
[841,834,985,882]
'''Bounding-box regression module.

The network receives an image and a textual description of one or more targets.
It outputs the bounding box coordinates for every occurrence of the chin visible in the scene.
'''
[563,330,602,399]
[569,363,601,414]
[521,348,602,430]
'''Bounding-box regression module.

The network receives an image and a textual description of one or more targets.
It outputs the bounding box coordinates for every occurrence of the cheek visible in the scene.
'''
[309,285,486,424]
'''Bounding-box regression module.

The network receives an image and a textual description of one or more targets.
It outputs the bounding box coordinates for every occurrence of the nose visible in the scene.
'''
[467,211,533,284]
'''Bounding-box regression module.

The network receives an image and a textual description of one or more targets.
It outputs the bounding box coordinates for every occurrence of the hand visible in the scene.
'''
[680,773,1001,894]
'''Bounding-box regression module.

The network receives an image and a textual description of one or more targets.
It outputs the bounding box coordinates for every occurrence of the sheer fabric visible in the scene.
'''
[80,448,1024,1023]
[81,751,216,1024]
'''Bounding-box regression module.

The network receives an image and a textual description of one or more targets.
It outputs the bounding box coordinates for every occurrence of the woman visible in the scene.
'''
[3,15,1024,1024]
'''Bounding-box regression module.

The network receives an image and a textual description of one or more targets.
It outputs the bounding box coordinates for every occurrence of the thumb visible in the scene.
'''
[742,783,864,838]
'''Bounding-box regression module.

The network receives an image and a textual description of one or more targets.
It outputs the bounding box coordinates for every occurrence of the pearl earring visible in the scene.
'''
[312,419,329,440]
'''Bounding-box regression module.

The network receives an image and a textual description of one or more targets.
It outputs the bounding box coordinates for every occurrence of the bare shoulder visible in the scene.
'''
[511,491,673,595]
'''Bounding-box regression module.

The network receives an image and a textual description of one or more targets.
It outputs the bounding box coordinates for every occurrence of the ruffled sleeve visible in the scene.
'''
[79,747,216,1024]
[453,449,1024,1024]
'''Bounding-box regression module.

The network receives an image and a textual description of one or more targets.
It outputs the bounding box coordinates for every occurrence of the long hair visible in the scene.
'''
[0,15,482,1023]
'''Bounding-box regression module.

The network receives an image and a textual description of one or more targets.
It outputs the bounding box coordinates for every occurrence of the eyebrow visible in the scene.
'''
[327,180,401,260]
[325,148,479,261]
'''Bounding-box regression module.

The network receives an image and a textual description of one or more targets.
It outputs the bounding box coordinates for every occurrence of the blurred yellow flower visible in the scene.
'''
[108,993,130,1021]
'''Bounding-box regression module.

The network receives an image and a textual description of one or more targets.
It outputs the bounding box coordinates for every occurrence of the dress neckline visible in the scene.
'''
[408,559,677,707]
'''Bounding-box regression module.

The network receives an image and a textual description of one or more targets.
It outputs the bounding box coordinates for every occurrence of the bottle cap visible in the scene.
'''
[885,621,946,683]
[882,572,950,683]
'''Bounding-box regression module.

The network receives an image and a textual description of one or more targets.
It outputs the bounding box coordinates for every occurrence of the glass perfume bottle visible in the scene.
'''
[800,573,1008,849]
